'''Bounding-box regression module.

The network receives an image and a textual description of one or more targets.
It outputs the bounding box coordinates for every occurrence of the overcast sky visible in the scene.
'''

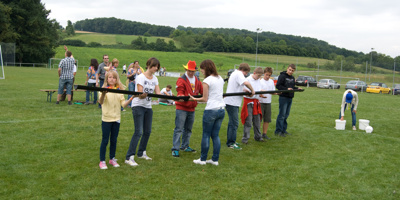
[42,0,400,58]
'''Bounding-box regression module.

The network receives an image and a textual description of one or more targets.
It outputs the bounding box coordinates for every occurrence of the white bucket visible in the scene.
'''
[335,119,346,130]
[359,119,370,130]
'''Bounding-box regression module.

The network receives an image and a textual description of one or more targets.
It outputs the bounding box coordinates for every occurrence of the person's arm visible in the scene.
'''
[122,96,135,107]
[243,81,255,96]
[154,85,161,95]
[136,84,148,99]
[98,91,107,105]
[190,82,209,102]
[340,93,346,120]
[353,92,358,113]
[58,68,61,77]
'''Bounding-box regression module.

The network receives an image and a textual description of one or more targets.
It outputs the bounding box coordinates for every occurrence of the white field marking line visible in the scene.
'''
[0,107,175,124]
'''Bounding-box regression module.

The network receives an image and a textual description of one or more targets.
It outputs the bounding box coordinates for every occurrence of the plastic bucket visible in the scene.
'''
[335,119,346,130]
[359,119,370,130]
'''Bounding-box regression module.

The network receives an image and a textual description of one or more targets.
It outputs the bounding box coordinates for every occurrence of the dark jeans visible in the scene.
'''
[126,106,153,159]
[172,109,195,151]
[339,104,356,126]
[86,82,97,104]
[275,96,293,134]
[201,109,225,161]
[100,121,120,161]
[225,105,239,146]
[128,81,135,100]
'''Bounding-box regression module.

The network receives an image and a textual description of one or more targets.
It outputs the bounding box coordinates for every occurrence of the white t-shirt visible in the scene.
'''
[224,70,247,107]
[259,78,275,104]
[203,75,225,110]
[159,87,172,101]
[244,75,261,100]
[122,65,126,70]
[185,72,196,92]
[131,73,159,108]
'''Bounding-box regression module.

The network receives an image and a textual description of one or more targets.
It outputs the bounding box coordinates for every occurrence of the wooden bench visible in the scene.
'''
[40,89,87,102]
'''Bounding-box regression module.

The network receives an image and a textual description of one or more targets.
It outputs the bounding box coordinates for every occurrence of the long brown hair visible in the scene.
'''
[200,59,218,78]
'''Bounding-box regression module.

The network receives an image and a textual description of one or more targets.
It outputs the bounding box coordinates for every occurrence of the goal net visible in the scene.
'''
[0,45,4,79]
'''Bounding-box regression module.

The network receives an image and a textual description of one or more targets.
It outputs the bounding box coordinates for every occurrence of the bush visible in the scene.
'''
[87,42,102,47]
[62,39,86,47]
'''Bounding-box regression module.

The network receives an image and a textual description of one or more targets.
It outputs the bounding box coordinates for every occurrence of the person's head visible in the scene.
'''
[103,54,109,64]
[166,85,172,91]
[112,58,119,67]
[252,67,263,80]
[287,64,296,76]
[184,60,197,78]
[346,91,353,103]
[104,70,120,87]
[90,58,99,71]
[133,60,139,68]
[238,63,251,76]
[200,59,218,78]
[146,57,160,73]
[66,51,72,57]
[263,67,273,80]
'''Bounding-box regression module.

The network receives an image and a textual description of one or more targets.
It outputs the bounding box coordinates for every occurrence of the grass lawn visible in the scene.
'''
[1,66,399,199]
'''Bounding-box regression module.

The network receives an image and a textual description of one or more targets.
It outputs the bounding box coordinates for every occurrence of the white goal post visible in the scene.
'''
[0,45,4,79]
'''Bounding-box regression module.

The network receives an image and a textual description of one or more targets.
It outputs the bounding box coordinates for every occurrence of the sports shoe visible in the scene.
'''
[183,147,196,153]
[235,142,241,146]
[125,156,139,166]
[172,150,179,157]
[284,131,291,136]
[229,144,242,150]
[68,101,72,105]
[138,151,152,160]
[262,134,271,140]
[193,158,206,165]
[99,161,108,169]
[109,158,120,167]
[352,126,356,130]
[206,159,219,166]
[55,101,59,104]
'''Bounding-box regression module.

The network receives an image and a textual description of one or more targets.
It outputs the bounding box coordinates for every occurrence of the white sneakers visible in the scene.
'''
[193,158,219,166]
[352,126,357,130]
[193,158,206,165]
[206,159,219,166]
[137,151,152,160]
[125,155,139,167]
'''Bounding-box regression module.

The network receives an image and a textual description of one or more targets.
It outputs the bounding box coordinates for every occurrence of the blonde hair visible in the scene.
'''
[103,70,126,89]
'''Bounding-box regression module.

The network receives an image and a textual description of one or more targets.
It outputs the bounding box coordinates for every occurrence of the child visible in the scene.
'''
[259,67,276,139]
[159,85,175,104]
[240,67,265,144]
[190,59,225,166]
[98,70,134,169]
[125,57,161,167]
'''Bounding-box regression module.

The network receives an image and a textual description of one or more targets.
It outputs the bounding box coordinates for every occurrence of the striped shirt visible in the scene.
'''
[59,57,75,79]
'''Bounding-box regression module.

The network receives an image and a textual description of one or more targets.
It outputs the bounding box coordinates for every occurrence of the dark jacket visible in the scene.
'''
[276,71,298,98]
[175,74,203,112]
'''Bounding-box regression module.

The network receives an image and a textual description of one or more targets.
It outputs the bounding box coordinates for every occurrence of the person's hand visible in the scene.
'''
[188,94,195,101]
[139,93,147,99]
[353,110,357,114]
[260,94,267,98]
[64,45,68,51]
[340,116,344,121]
[288,88,293,90]
[96,82,99,87]
[85,81,88,85]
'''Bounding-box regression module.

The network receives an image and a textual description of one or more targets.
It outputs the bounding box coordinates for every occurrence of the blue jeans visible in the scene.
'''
[126,106,153,159]
[339,104,356,126]
[86,82,97,104]
[58,78,73,95]
[128,81,135,100]
[201,109,225,161]
[100,121,120,161]
[172,109,195,151]
[275,96,293,133]
[226,105,239,146]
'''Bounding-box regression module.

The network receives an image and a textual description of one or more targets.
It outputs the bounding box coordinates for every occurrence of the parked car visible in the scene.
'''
[295,75,317,87]
[366,82,391,94]
[345,80,368,92]
[393,84,400,95]
[317,79,340,89]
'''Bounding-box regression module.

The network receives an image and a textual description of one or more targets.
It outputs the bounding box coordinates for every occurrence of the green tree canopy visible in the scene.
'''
[0,0,59,63]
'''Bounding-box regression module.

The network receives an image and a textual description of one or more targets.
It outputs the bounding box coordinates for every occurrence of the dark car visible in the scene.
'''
[393,84,400,95]
[345,80,368,92]
[295,76,317,87]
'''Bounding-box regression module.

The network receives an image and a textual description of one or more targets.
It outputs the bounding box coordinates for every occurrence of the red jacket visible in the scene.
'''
[175,74,203,112]
[241,97,262,125]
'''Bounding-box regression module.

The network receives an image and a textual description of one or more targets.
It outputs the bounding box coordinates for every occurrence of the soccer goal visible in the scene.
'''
[0,45,4,79]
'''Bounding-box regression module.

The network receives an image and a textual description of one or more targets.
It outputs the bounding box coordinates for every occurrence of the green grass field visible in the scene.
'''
[68,32,175,46]
[0,66,399,199]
